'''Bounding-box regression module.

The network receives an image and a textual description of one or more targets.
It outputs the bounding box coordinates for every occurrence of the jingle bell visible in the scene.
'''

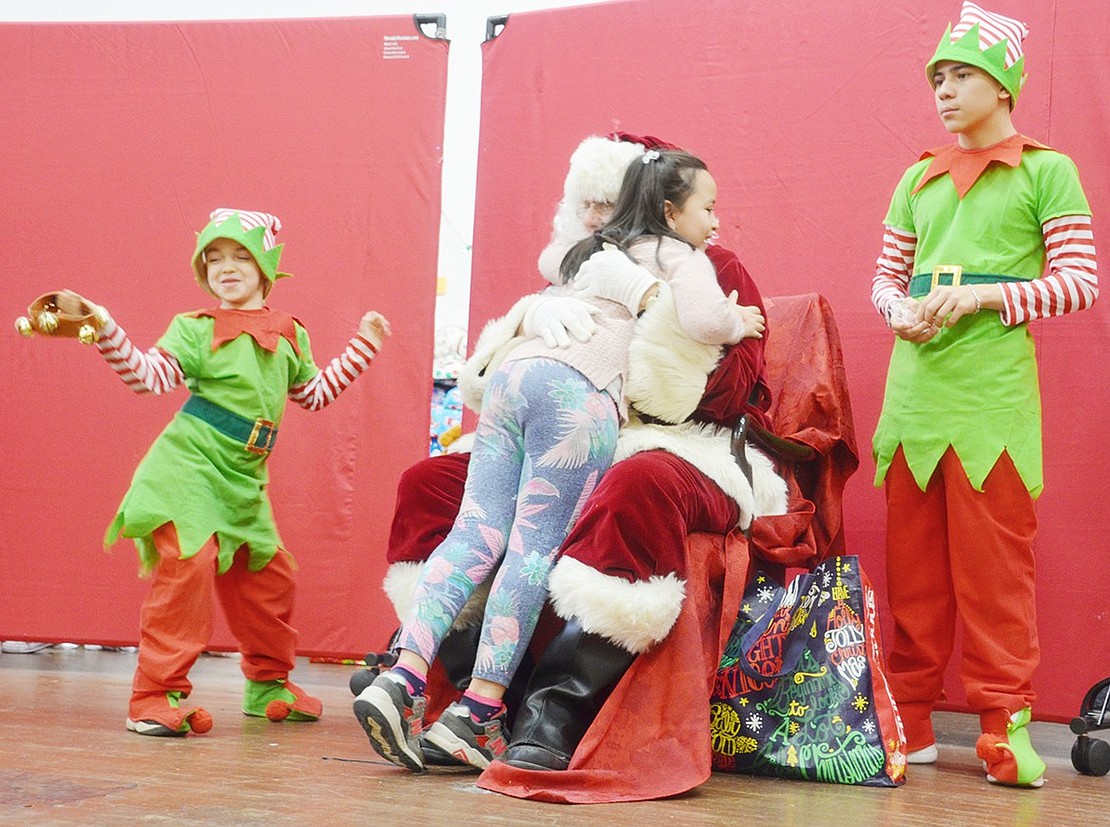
[36,310,59,334]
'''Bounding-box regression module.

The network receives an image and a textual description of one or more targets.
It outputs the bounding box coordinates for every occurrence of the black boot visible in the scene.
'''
[348,645,398,697]
[500,619,636,771]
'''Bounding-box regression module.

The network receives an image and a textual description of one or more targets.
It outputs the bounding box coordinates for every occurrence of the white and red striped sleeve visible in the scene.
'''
[1000,215,1099,325]
[95,319,184,395]
[871,225,918,323]
[288,334,378,411]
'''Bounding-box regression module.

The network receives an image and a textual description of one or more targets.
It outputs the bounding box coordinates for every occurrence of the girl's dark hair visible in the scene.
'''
[558,149,707,284]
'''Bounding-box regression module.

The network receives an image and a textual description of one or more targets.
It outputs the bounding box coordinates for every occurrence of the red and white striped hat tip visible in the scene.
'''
[209,208,282,251]
[950,1,1029,69]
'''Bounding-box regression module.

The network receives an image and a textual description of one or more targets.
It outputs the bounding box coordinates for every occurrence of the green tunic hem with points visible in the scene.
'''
[104,311,318,575]
[872,143,1089,497]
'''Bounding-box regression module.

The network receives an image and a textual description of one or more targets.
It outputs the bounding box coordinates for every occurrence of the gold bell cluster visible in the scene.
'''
[14,292,109,345]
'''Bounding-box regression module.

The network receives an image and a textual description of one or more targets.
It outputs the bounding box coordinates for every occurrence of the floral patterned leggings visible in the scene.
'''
[396,358,620,687]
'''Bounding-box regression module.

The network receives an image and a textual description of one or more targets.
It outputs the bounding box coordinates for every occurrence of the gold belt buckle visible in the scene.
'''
[245,418,276,455]
[930,264,963,290]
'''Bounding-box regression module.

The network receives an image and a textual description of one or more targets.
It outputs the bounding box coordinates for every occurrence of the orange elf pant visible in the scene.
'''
[130,522,299,706]
[884,446,1039,751]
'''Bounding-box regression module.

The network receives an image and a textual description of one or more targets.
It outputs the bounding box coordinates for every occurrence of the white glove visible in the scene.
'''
[522,295,600,348]
[572,245,661,315]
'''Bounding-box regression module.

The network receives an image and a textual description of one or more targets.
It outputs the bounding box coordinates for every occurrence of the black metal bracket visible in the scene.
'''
[486,14,509,41]
[413,13,447,40]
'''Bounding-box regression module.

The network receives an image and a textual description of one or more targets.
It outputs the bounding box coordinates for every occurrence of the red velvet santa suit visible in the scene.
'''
[380,245,772,718]
[382,250,858,802]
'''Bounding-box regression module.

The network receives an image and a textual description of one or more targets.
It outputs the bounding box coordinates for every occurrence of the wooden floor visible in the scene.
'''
[2,648,1107,826]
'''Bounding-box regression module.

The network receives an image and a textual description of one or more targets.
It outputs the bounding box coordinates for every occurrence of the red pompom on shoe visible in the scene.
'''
[188,708,214,734]
[243,678,323,721]
[265,700,291,722]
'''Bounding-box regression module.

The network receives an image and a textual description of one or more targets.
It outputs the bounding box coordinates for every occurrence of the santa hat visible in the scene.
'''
[927,2,1029,107]
[191,208,291,297]
[607,131,681,152]
[561,135,647,211]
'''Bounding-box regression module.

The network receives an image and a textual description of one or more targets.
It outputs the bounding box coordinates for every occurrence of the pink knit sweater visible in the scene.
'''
[503,236,743,421]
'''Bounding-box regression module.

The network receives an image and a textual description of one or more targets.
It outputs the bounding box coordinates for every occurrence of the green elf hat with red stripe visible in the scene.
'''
[192,208,291,297]
[927,2,1029,108]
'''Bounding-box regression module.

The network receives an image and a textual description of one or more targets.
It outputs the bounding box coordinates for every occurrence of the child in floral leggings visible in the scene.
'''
[355,149,764,772]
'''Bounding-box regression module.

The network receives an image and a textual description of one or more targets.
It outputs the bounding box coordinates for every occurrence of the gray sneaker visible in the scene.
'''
[353,672,426,772]
[420,736,467,767]
[423,701,509,769]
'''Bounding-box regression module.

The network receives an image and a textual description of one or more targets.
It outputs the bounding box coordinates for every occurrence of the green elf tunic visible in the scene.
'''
[105,308,319,574]
[873,139,1091,497]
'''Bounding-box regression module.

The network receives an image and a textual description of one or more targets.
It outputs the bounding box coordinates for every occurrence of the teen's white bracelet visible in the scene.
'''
[969,285,982,313]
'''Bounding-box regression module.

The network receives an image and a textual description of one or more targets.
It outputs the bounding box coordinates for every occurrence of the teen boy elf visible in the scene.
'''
[871,2,1098,788]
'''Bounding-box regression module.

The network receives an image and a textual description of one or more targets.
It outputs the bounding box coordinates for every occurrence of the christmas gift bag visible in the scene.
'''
[710,556,906,786]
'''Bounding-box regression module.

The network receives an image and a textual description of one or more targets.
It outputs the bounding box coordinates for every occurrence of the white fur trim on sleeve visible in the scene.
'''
[445,431,475,454]
[456,293,538,414]
[624,281,721,423]
[548,556,686,654]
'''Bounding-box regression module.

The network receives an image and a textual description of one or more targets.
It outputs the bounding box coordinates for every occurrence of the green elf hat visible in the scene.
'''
[192,208,291,297]
[926,2,1029,108]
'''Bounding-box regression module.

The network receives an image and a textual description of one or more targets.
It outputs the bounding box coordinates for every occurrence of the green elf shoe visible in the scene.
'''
[243,678,323,722]
[975,707,1046,788]
[127,690,213,737]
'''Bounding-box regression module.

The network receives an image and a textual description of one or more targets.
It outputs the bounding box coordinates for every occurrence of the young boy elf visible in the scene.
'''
[74,208,390,736]
[871,2,1098,787]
